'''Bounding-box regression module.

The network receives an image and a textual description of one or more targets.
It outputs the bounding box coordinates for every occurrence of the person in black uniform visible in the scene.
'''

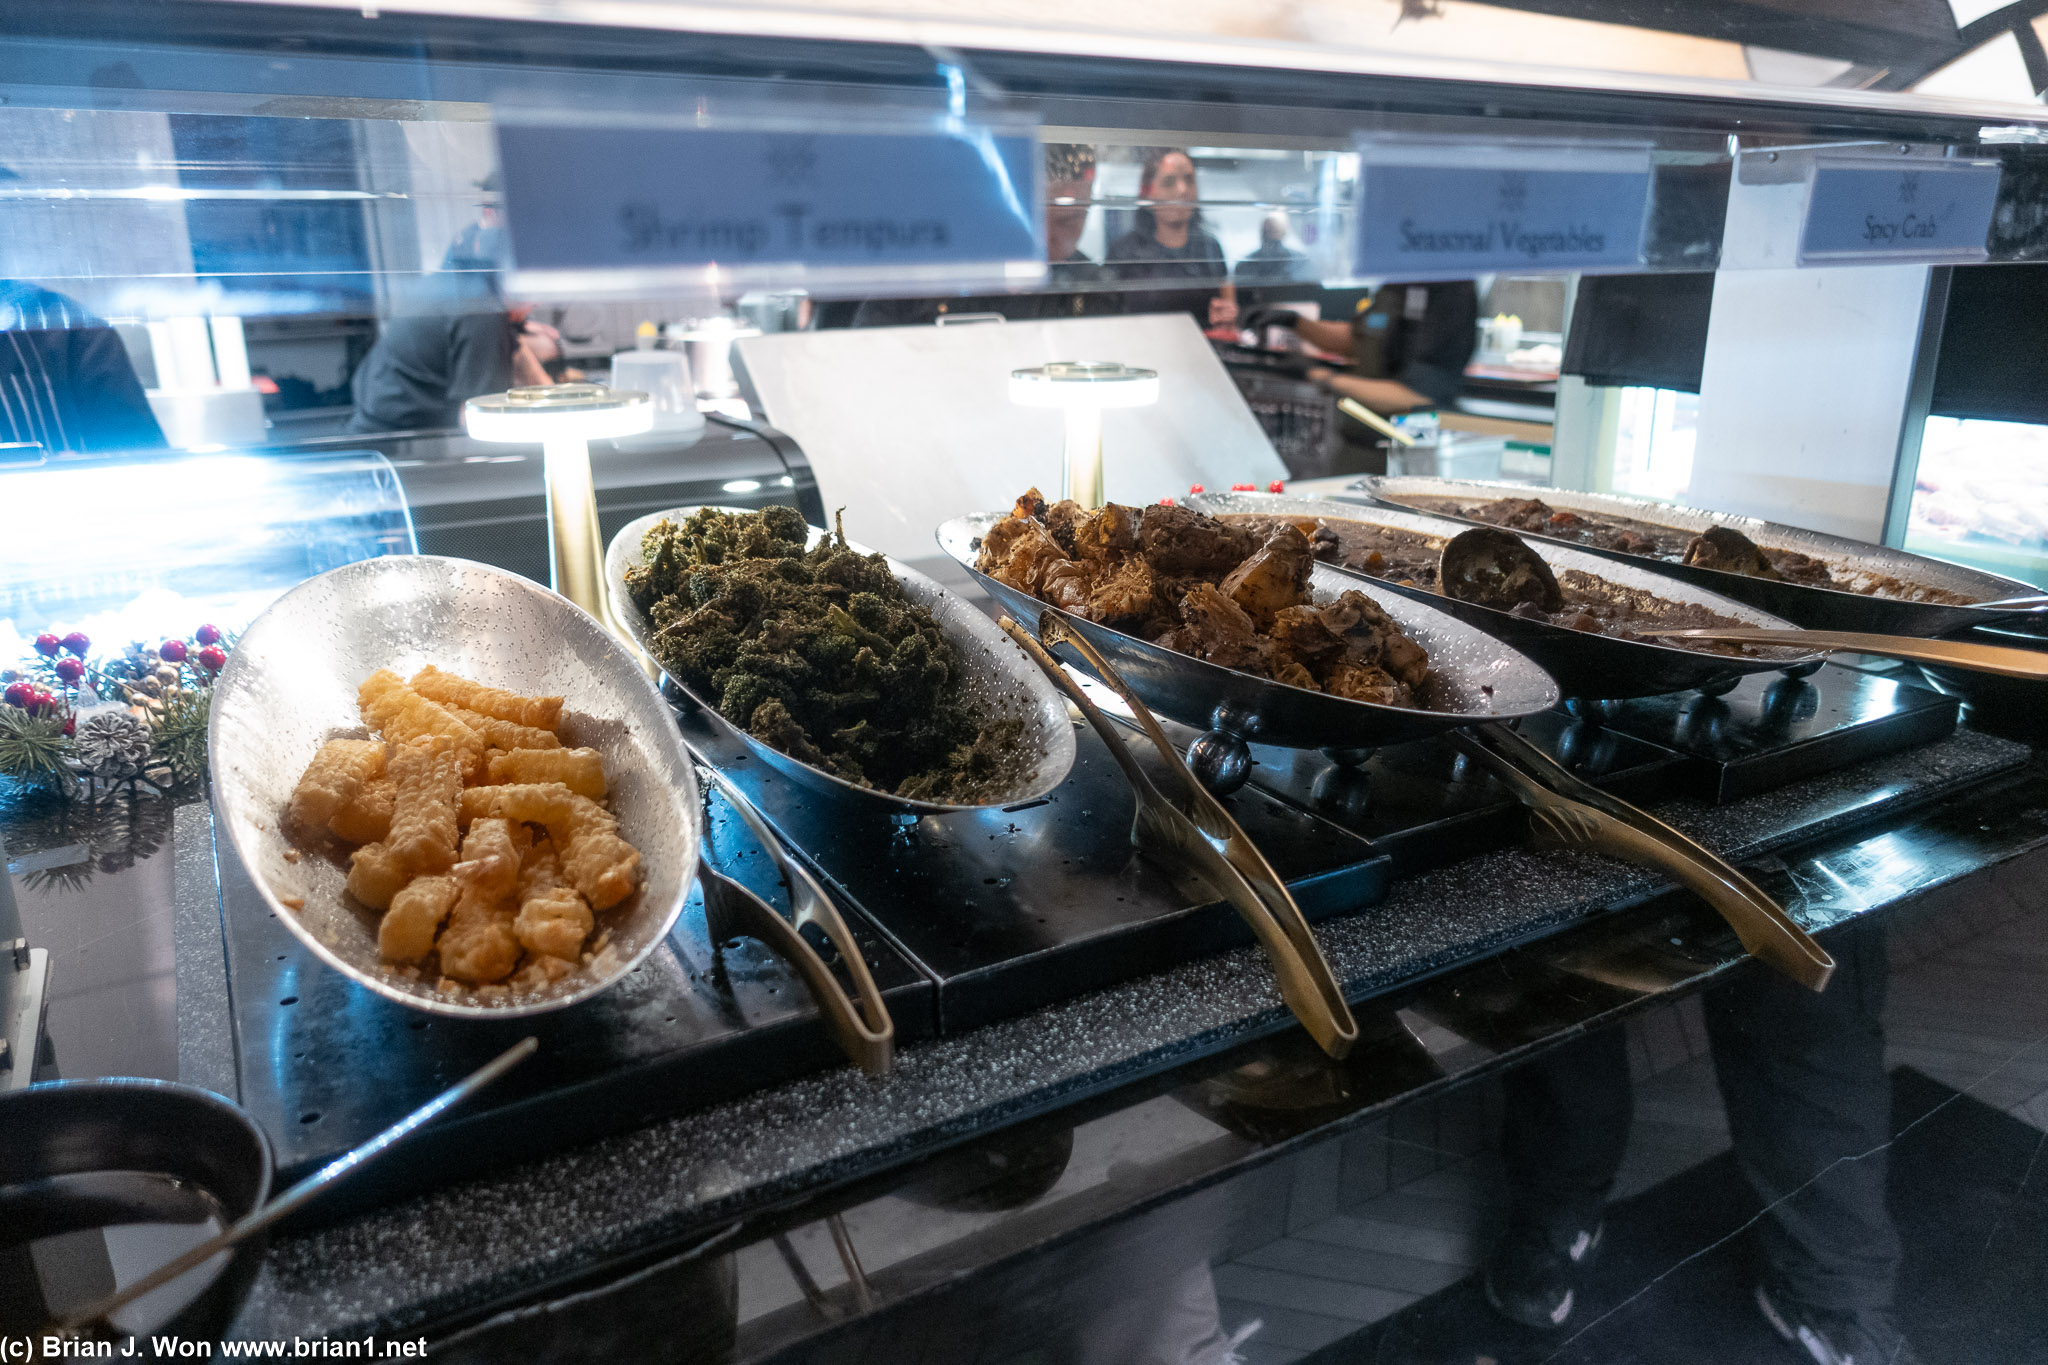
[851,143,1119,326]
[346,179,558,434]
[1254,280,1479,415]
[0,280,166,453]
[1106,148,1237,330]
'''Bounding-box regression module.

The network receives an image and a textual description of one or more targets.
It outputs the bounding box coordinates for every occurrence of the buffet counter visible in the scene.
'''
[10,630,2038,1360]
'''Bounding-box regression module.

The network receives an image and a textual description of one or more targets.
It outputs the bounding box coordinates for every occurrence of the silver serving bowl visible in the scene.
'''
[209,555,702,1019]
[1189,491,1822,699]
[937,511,1562,751]
[606,507,1077,813]
[1360,475,2035,638]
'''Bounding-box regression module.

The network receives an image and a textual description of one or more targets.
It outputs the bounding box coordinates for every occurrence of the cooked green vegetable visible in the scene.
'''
[625,506,1019,802]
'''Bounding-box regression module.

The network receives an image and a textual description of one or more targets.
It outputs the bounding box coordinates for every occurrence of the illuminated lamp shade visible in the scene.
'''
[465,384,652,624]
[1008,361,1160,510]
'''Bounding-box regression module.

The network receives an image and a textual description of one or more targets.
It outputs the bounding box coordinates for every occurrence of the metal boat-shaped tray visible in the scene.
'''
[210,555,703,1019]
[1189,491,1821,700]
[607,507,1077,814]
[1359,475,2034,638]
[936,511,1560,752]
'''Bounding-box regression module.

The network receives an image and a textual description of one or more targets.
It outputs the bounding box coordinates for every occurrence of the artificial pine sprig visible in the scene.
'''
[0,704,72,788]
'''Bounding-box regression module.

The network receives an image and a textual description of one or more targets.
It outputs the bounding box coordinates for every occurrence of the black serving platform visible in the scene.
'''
[1240,707,1688,876]
[1590,662,1960,802]
[215,783,935,1201]
[676,700,1393,1034]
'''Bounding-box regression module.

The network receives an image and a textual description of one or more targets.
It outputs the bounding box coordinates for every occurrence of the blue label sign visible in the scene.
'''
[495,122,1041,283]
[1354,161,1651,277]
[1799,161,2000,264]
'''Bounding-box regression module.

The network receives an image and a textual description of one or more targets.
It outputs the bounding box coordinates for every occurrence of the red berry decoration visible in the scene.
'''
[1230,482,1255,492]
[34,633,60,657]
[62,716,76,737]
[159,639,188,663]
[1158,496,1175,506]
[194,624,223,646]
[1189,483,1205,494]
[1268,480,1286,493]
[27,689,53,715]
[60,631,89,656]
[2,682,32,708]
[54,658,85,684]
[197,645,228,674]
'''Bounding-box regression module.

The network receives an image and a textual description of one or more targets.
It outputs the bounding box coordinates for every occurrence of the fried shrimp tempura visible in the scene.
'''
[346,840,411,911]
[487,747,607,800]
[287,739,386,836]
[454,817,528,900]
[329,775,395,845]
[379,875,457,963]
[437,887,520,983]
[387,736,462,875]
[512,838,594,962]
[289,663,639,992]
[358,669,487,779]
[460,783,642,910]
[433,820,532,984]
[410,665,563,731]
[446,705,561,755]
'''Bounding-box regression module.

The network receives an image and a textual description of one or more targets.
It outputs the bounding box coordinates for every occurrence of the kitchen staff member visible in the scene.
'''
[346,178,559,434]
[1106,148,1237,331]
[1253,280,1479,414]
[0,279,166,453]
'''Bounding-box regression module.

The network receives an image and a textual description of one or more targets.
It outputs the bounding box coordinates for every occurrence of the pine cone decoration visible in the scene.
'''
[74,709,153,779]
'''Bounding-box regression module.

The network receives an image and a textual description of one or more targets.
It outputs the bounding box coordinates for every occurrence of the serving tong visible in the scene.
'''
[691,758,895,1075]
[1450,723,1835,992]
[1000,611,1360,1059]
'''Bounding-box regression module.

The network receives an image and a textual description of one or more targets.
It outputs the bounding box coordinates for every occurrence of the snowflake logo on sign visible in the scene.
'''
[1496,171,1529,214]
[765,137,820,188]
[1899,171,1921,205]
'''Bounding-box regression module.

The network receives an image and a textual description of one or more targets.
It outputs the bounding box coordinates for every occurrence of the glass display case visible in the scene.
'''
[5,4,2048,1364]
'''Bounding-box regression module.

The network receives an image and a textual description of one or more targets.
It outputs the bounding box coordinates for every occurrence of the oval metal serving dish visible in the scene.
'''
[1361,475,2034,638]
[1190,491,1821,699]
[210,555,702,1019]
[936,511,1561,750]
[607,507,1077,813]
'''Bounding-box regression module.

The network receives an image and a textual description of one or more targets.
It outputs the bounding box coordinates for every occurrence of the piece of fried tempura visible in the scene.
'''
[460,783,641,910]
[379,874,458,963]
[329,775,395,845]
[358,669,487,779]
[411,665,563,731]
[445,704,561,755]
[346,841,411,911]
[287,739,386,837]
[487,747,607,801]
[387,736,462,875]
[435,821,528,984]
[512,837,594,962]
[454,817,529,900]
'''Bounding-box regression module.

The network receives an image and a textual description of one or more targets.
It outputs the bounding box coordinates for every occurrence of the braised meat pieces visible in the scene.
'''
[1220,513,1775,656]
[980,490,1432,707]
[1410,495,1974,605]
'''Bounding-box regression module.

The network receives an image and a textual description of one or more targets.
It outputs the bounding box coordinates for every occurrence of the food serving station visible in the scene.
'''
[7,1,2048,1362]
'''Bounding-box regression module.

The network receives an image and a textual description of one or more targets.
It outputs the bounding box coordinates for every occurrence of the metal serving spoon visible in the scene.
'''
[1651,627,2048,680]
[691,759,894,1076]
[1000,613,1359,1060]
[56,1037,539,1337]
[1437,526,1565,613]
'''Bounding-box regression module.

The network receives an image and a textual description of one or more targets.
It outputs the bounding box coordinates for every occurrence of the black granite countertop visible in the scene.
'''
[220,725,2036,1342]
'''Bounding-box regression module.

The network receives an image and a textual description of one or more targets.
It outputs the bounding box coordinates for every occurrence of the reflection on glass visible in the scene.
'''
[1908,416,2048,589]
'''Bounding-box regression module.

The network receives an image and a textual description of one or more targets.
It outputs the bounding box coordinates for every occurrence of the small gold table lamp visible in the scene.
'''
[1008,361,1160,510]
[465,383,653,621]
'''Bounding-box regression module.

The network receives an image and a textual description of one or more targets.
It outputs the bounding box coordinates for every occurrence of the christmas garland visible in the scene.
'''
[0,626,234,794]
